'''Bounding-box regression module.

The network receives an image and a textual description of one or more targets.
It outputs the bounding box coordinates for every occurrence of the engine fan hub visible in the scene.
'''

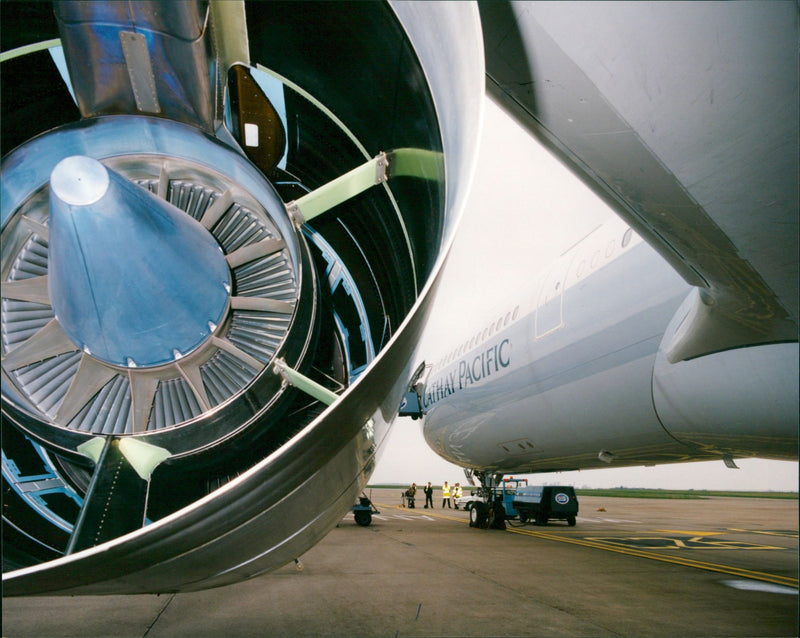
[1,115,317,448]
[48,155,232,368]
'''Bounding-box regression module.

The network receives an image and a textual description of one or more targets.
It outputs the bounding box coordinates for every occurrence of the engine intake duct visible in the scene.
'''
[1,0,484,594]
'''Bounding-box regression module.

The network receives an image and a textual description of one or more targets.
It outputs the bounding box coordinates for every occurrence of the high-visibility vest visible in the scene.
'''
[453,486,462,498]
[442,484,450,498]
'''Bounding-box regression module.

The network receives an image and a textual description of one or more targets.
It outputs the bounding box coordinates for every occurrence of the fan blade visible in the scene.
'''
[1,275,49,305]
[2,319,77,371]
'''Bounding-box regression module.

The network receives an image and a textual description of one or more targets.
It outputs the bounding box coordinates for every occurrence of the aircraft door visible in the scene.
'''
[535,265,565,338]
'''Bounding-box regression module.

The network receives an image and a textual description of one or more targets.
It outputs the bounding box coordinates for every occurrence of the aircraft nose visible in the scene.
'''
[48,155,231,368]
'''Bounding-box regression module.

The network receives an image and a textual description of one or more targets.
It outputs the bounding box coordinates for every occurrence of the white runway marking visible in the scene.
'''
[578,517,642,523]
[722,579,798,595]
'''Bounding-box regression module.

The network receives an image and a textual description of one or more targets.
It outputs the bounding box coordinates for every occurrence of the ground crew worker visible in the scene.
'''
[406,482,417,508]
[442,481,451,508]
[452,482,463,509]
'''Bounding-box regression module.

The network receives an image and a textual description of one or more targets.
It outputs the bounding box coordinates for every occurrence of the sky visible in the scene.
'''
[371,95,798,492]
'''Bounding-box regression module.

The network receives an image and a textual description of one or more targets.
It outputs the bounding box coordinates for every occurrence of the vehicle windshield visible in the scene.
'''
[500,480,527,496]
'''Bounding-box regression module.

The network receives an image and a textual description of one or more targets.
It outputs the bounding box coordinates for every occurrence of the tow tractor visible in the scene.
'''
[466,476,529,529]
[464,472,578,529]
[513,485,579,526]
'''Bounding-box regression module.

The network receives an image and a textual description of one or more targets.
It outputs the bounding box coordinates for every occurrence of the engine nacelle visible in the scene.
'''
[1,0,483,594]
[653,290,800,459]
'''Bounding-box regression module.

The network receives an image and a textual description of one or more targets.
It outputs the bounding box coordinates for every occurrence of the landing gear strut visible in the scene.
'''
[467,471,506,530]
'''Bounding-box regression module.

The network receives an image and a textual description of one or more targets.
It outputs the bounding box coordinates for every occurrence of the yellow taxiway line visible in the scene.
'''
[507,527,798,588]
[374,503,797,589]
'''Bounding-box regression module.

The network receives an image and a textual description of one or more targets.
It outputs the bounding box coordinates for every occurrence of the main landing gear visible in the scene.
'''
[467,471,506,530]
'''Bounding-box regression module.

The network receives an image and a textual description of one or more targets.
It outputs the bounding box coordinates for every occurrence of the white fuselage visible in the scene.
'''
[421,214,798,473]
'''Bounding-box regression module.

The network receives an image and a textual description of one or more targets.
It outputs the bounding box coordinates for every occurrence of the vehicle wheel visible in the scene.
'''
[465,502,472,511]
[354,510,371,526]
[567,515,576,527]
[470,502,487,528]
[535,513,548,526]
[489,505,506,530]
[518,512,528,524]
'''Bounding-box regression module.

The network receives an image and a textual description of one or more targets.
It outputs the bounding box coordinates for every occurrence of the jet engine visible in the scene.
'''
[1,1,483,594]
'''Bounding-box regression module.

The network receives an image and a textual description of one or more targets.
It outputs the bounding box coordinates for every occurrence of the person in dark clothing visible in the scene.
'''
[406,482,417,508]
[423,482,434,508]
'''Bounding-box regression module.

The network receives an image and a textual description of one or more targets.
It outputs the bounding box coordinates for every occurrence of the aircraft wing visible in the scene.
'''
[480,1,798,361]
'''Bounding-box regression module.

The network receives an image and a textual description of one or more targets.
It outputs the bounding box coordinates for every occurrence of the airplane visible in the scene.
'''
[404,1,799,526]
[1,0,796,595]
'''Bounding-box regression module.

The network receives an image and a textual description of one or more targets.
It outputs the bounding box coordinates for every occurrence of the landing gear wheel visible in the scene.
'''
[469,502,488,528]
[489,504,506,530]
[354,510,372,527]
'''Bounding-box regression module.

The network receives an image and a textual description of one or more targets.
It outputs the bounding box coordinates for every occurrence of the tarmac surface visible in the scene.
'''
[2,490,798,637]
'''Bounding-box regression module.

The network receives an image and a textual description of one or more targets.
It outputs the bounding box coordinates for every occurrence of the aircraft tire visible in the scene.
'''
[470,502,487,528]
[489,504,506,530]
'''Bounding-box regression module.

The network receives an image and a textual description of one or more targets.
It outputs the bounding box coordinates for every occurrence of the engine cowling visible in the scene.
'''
[1,0,483,594]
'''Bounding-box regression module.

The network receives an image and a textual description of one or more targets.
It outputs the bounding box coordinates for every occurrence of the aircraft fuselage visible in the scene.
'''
[421,216,799,473]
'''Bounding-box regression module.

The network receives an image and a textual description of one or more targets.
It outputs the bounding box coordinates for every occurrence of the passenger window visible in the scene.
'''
[622,228,633,247]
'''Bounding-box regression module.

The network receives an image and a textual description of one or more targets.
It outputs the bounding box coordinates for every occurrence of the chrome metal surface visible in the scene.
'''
[49,155,108,205]
[3,117,307,444]
[54,0,216,131]
[2,0,484,594]
[48,155,231,368]
[390,0,484,240]
[119,31,160,114]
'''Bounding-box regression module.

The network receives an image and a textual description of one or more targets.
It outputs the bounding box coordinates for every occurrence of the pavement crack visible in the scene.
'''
[142,593,176,637]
